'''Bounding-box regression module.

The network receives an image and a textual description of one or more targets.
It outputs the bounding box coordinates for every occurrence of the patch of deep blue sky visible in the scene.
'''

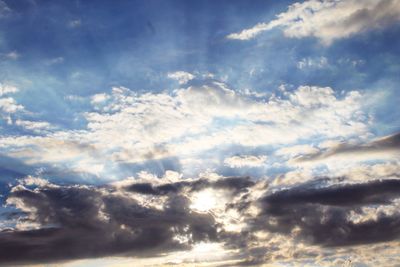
[0,0,398,135]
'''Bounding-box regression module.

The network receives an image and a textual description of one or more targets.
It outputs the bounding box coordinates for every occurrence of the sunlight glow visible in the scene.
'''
[189,189,218,212]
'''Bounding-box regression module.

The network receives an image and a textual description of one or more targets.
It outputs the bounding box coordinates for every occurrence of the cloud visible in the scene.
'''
[0,175,256,265]
[127,176,254,196]
[0,81,371,180]
[276,144,319,158]
[45,57,64,66]
[224,155,267,168]
[90,93,110,106]
[0,84,26,125]
[227,0,400,45]
[15,119,55,133]
[167,71,195,85]
[264,178,400,207]
[0,83,18,97]
[258,178,400,247]
[0,97,24,113]
[294,131,400,162]
[68,19,81,28]
[3,172,400,265]
[0,0,11,18]
[1,180,221,265]
[297,57,328,70]
[4,51,19,60]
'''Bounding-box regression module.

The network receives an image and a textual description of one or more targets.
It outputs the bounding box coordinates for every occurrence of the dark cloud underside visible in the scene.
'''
[2,176,400,264]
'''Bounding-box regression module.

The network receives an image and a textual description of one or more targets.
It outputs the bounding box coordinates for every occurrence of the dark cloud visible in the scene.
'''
[3,175,400,265]
[126,176,255,196]
[0,183,218,265]
[258,178,400,247]
[295,132,400,162]
[264,179,400,207]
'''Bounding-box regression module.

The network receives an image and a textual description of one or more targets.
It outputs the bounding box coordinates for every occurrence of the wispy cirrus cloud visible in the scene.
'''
[227,0,400,45]
[0,0,11,18]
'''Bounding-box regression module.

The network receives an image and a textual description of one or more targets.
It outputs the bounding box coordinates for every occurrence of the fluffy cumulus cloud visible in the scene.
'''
[227,0,400,44]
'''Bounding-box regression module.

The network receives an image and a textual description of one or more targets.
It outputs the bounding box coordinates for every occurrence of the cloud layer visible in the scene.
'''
[2,173,400,266]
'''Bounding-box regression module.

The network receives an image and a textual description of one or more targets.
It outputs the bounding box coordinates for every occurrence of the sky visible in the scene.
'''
[0,0,400,266]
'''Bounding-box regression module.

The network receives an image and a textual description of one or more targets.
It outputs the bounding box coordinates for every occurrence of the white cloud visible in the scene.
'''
[176,81,259,117]
[0,83,18,96]
[276,144,319,158]
[0,81,373,179]
[168,71,195,84]
[0,84,24,123]
[91,93,109,106]
[227,0,400,45]
[15,119,54,133]
[20,176,50,187]
[224,155,267,168]
[289,85,337,108]
[0,97,24,113]
[297,57,328,69]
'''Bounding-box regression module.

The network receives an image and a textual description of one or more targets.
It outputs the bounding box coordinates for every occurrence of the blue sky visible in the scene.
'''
[1,0,400,266]
[0,0,399,135]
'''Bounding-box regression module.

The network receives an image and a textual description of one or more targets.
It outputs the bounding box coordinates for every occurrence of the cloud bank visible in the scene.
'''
[2,173,400,266]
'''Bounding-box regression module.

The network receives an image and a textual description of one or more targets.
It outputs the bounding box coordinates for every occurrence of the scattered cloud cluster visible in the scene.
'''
[0,83,55,133]
[297,57,329,70]
[227,0,400,44]
[0,83,23,123]
[0,81,372,180]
